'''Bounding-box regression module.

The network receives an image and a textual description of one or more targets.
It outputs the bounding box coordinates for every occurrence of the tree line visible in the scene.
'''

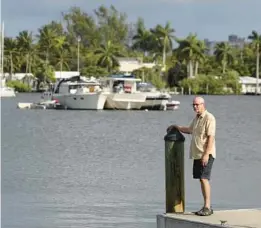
[3,5,261,94]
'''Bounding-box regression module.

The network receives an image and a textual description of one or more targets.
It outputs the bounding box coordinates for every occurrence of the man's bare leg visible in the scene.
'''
[200,179,211,208]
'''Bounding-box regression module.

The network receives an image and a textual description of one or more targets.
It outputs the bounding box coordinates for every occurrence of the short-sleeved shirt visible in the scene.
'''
[189,110,216,160]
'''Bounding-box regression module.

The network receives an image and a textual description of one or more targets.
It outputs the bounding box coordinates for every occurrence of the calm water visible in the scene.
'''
[1,93,261,228]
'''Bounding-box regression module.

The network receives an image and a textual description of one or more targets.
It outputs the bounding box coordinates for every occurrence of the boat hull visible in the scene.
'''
[104,93,170,110]
[166,100,180,110]
[104,93,147,110]
[0,87,16,97]
[166,105,179,110]
[53,93,107,110]
[140,97,169,110]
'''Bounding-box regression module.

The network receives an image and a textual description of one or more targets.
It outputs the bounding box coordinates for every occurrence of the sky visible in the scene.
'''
[1,0,261,41]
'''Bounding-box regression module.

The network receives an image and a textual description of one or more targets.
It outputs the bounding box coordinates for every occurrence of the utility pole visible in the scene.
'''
[0,22,4,85]
[77,36,81,74]
[256,42,260,95]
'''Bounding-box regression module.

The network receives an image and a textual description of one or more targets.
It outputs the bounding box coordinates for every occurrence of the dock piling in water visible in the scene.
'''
[164,127,186,213]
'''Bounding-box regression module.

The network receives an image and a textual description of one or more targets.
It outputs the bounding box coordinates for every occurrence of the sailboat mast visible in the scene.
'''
[0,22,4,81]
[0,22,3,87]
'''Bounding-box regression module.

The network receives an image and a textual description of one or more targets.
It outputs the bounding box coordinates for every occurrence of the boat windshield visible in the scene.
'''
[68,83,99,90]
[137,82,156,92]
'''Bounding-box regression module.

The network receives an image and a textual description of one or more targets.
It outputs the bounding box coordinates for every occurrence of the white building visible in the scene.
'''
[54,71,80,80]
[239,76,261,94]
[3,72,35,81]
[117,58,157,74]
[3,73,37,87]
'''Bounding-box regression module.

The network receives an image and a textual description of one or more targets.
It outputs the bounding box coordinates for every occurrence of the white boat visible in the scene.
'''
[102,76,171,110]
[136,82,171,110]
[49,76,108,110]
[0,85,16,97]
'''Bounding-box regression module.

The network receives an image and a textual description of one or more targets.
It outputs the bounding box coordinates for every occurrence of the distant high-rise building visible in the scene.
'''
[228,34,245,49]
[125,22,137,48]
[228,34,238,42]
[204,39,218,55]
[204,34,246,56]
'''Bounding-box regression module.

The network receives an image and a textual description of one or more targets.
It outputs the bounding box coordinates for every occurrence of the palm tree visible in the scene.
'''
[16,30,34,74]
[200,55,220,75]
[37,25,58,64]
[248,30,261,94]
[94,40,124,73]
[214,42,234,74]
[4,37,18,78]
[132,18,154,55]
[175,34,202,78]
[194,40,207,76]
[52,35,70,77]
[150,22,175,71]
[55,49,70,77]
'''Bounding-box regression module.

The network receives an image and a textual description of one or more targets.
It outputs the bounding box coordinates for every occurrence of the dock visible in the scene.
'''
[160,128,260,228]
[157,209,261,228]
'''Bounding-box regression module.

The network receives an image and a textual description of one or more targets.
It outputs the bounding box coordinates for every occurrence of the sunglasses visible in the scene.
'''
[192,103,203,106]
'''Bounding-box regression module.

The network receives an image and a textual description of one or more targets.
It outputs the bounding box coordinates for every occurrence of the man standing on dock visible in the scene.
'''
[167,96,216,216]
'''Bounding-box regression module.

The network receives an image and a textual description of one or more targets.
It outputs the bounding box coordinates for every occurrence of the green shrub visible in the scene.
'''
[179,71,242,95]
[6,80,32,92]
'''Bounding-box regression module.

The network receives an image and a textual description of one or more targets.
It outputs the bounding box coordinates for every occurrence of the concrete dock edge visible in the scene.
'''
[157,209,261,228]
[157,214,223,228]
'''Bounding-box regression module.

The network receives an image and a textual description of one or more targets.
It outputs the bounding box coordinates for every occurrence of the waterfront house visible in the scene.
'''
[239,76,261,94]
[3,73,37,88]
[117,58,157,74]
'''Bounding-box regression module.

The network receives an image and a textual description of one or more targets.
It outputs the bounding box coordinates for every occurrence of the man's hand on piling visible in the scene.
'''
[167,125,179,132]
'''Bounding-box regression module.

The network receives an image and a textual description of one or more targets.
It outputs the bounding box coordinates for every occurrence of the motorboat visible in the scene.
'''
[0,79,16,97]
[0,86,16,97]
[136,82,171,110]
[101,75,172,110]
[48,76,108,110]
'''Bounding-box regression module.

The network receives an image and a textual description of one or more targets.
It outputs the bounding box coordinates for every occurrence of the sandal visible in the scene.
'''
[196,207,213,216]
[193,207,204,214]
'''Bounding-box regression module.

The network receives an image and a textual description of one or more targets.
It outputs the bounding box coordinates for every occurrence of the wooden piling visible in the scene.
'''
[164,130,185,213]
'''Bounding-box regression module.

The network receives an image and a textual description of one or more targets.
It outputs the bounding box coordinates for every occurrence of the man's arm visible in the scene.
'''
[177,126,192,134]
[204,135,215,155]
[204,116,216,156]
[167,125,192,134]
